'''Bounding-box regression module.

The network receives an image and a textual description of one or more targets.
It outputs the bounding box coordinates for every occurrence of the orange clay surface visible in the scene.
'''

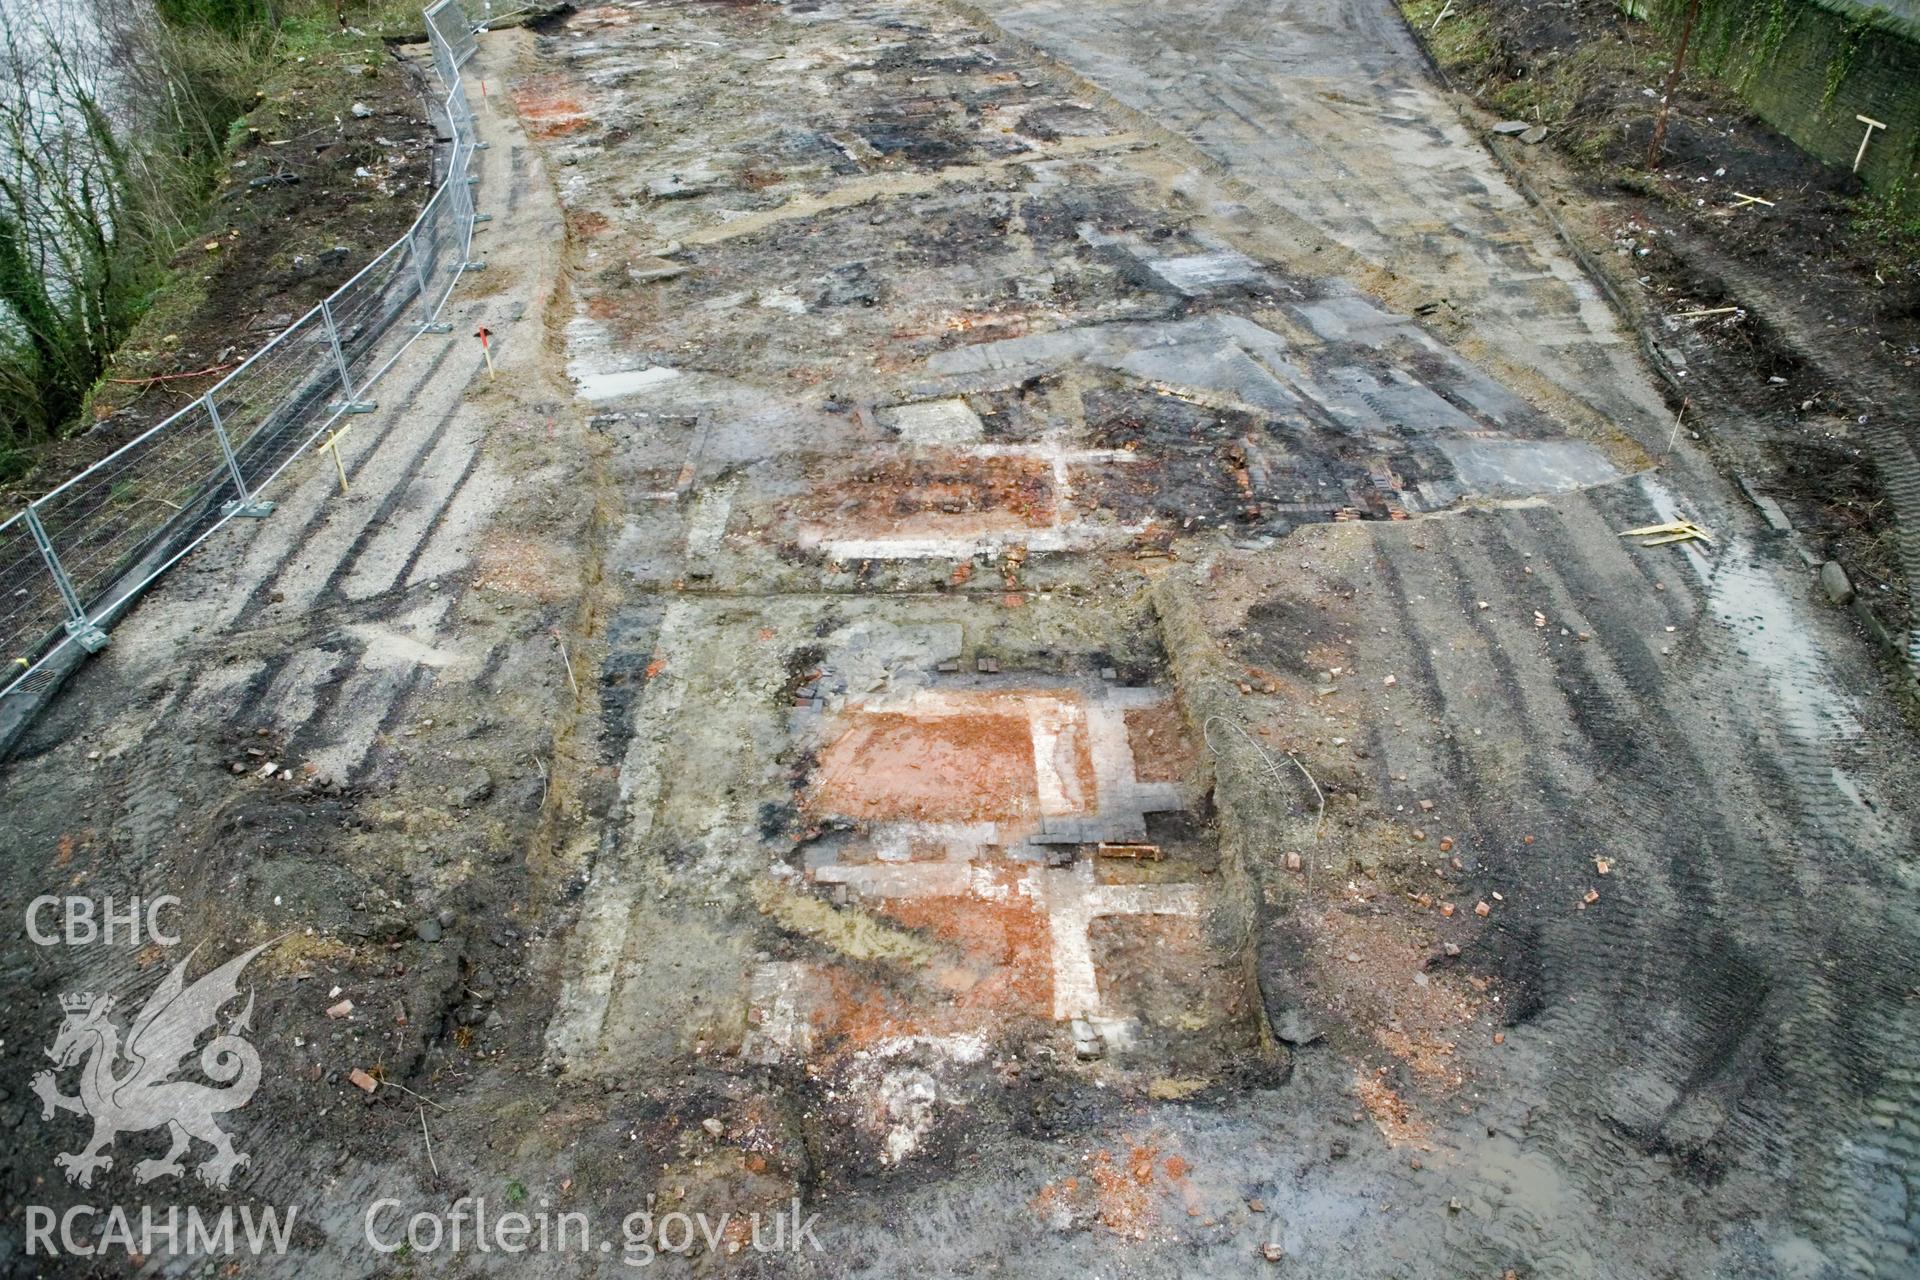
[809,862,1058,1050]
[1029,1143,1194,1240]
[806,691,1096,824]
[1124,700,1195,784]
[510,77,591,139]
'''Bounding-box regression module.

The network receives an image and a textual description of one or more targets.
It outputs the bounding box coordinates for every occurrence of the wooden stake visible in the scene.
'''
[317,426,351,493]
[420,1106,438,1179]
[1097,842,1164,862]
[474,326,495,380]
[1853,115,1886,173]
[1665,396,1689,458]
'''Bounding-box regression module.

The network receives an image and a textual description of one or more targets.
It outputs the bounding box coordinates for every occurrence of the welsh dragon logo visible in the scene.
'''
[31,942,269,1190]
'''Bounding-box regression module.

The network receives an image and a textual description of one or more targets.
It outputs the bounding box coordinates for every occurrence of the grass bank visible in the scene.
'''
[0,0,448,490]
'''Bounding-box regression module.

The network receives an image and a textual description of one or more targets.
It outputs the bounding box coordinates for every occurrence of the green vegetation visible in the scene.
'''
[0,0,265,480]
[154,0,277,39]
[1402,0,1495,69]
[1397,0,1666,164]
[1396,0,1920,278]
[1853,177,1920,270]
[1751,0,1796,77]
[1820,15,1867,111]
[0,0,432,484]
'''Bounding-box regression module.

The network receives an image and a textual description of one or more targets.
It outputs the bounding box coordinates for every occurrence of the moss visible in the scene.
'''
[751,880,940,966]
[75,274,214,428]
[156,0,276,39]
[1431,9,1499,68]
[1568,126,1616,165]
[1756,0,1795,69]
[1852,177,1920,269]
[1821,16,1868,112]
[274,0,433,53]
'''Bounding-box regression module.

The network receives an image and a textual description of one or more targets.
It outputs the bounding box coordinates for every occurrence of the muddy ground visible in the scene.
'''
[1,2,1918,1278]
[1397,0,1920,664]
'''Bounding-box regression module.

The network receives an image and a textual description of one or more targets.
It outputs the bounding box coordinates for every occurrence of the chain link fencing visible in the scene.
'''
[0,0,490,706]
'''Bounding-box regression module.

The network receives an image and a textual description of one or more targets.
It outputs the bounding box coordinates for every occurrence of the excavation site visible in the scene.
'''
[1,0,1917,1275]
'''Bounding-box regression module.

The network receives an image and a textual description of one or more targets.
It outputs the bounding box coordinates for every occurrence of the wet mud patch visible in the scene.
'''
[1016,102,1115,142]
[855,106,978,170]
[1301,903,1495,1092]
[1090,911,1259,1068]
[597,603,666,765]
[1232,592,1367,687]
[1027,1140,1207,1241]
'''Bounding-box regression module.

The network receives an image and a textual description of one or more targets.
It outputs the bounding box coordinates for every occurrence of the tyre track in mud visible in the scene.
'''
[955,0,1673,448]
[1313,484,1920,1272]
[1863,418,1920,672]
[34,120,548,791]
[946,0,1919,1266]
[5,2,1883,1273]
[11,307,487,783]
[0,37,596,1271]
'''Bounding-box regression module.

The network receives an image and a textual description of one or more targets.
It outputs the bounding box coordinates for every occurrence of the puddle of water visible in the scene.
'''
[575,366,682,401]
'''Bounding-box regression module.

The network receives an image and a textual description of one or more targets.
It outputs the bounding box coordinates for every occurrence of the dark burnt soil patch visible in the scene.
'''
[1398,0,1920,644]
[0,38,441,510]
[1078,386,1267,530]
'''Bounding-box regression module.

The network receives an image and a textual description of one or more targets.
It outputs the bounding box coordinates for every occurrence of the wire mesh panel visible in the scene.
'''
[331,240,424,390]
[0,513,70,674]
[448,76,478,141]
[412,183,455,316]
[28,400,230,618]
[424,90,456,185]
[450,16,479,67]
[449,149,477,267]
[424,1,461,86]
[206,312,344,496]
[426,2,477,76]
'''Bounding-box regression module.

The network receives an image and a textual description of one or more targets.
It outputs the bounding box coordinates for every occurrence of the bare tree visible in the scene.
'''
[1647,0,1704,170]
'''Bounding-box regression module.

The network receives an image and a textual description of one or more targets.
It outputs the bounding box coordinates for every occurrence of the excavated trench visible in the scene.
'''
[520,2,1920,1274]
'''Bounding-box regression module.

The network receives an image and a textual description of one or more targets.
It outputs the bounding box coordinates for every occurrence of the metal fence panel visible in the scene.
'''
[426,2,477,77]
[212,313,342,496]
[0,514,69,673]
[331,239,423,390]
[0,2,486,705]
[413,188,458,323]
[28,400,229,615]
[424,2,460,85]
